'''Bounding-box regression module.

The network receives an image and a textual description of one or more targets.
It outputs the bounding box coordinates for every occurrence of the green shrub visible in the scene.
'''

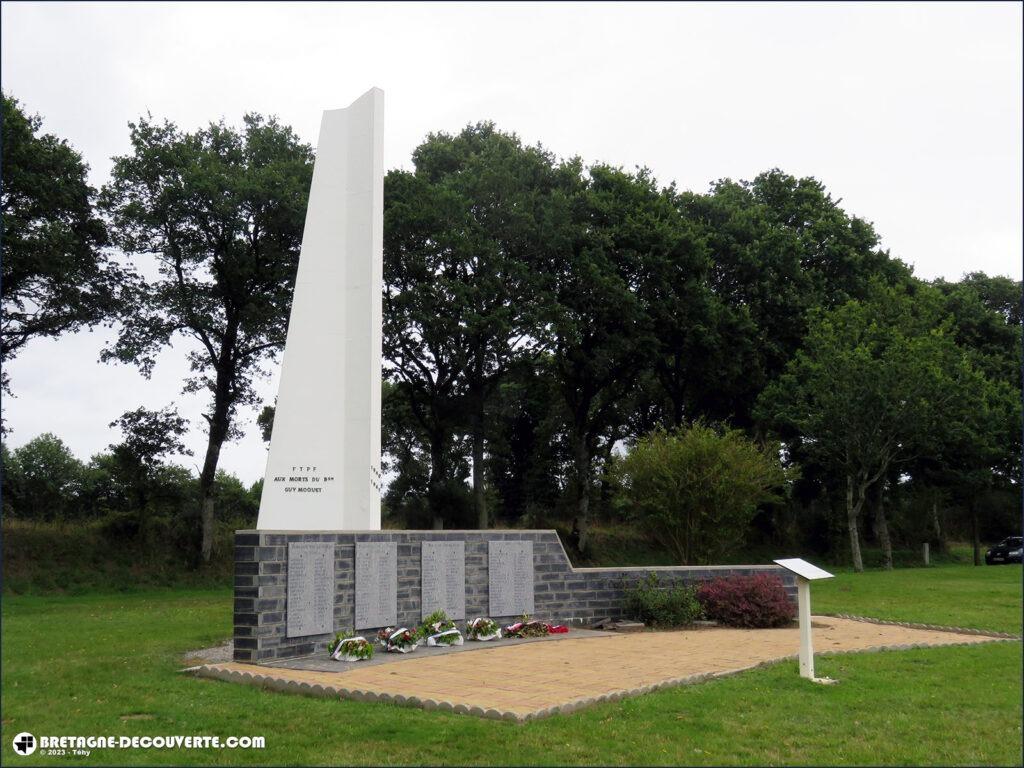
[624,573,702,627]
[611,423,787,565]
[697,573,795,628]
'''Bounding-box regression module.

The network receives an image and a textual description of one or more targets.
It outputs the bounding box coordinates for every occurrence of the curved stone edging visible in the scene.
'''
[821,613,1021,640]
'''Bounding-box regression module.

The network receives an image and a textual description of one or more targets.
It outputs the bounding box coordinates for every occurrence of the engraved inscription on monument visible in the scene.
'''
[286,542,334,638]
[355,541,397,629]
[421,541,465,620]
[269,465,337,496]
[488,540,534,617]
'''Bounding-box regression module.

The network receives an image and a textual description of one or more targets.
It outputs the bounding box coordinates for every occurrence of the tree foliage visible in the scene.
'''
[612,423,787,564]
[756,282,1005,570]
[0,94,119,406]
[383,124,562,527]
[543,165,705,553]
[2,433,85,522]
[7,103,1018,569]
[100,113,312,559]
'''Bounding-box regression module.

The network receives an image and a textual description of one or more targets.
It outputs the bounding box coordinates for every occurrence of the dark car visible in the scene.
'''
[985,536,1023,565]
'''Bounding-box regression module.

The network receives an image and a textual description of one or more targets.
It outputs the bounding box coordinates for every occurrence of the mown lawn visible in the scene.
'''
[1,565,1020,766]
[813,562,1023,635]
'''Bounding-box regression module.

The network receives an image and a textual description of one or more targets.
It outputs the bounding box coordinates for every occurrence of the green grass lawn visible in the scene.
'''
[2,565,1021,766]
[813,562,1024,635]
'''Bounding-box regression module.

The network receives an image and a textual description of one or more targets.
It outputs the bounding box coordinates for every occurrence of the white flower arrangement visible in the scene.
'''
[328,632,374,662]
[426,627,464,647]
[377,626,419,653]
[467,617,502,641]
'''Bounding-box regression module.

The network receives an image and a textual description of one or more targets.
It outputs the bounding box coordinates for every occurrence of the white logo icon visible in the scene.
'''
[12,733,36,756]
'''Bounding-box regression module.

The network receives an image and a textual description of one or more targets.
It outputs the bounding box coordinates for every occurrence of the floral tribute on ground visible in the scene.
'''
[467,617,501,641]
[502,618,569,638]
[377,626,419,653]
[328,632,374,662]
[418,610,464,647]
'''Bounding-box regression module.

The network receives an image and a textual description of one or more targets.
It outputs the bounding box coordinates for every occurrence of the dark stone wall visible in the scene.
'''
[233,529,797,662]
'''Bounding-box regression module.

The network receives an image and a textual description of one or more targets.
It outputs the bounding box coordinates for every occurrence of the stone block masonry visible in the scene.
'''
[233,530,797,662]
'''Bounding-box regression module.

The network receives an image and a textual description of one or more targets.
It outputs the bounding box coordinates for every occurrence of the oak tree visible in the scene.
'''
[101,114,312,560]
[1,94,118,410]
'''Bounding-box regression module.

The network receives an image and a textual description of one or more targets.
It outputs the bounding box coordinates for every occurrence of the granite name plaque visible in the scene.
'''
[421,541,465,620]
[286,542,335,638]
[488,540,534,617]
[355,541,398,629]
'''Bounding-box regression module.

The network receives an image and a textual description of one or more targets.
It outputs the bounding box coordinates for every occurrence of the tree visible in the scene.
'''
[0,94,118,410]
[383,168,472,526]
[108,405,192,514]
[381,380,434,527]
[931,374,1018,565]
[485,356,566,525]
[676,171,912,427]
[918,273,1021,559]
[544,164,691,553]
[383,124,561,527]
[212,469,260,526]
[3,433,85,521]
[100,113,313,560]
[757,282,991,570]
[257,402,275,444]
[110,405,191,468]
[954,272,1022,327]
[933,273,1022,398]
[612,423,786,564]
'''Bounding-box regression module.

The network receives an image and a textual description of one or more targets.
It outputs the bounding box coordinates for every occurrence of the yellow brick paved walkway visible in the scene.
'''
[195,617,1010,720]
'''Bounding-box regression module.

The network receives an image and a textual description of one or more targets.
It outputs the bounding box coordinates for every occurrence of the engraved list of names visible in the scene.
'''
[421,541,465,620]
[488,540,534,617]
[286,542,335,638]
[355,542,398,629]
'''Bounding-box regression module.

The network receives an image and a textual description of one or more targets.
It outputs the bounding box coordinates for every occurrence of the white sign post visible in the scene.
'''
[773,558,836,684]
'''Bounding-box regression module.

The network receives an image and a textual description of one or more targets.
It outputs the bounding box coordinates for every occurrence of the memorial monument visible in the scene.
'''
[256,87,384,531]
[232,89,795,663]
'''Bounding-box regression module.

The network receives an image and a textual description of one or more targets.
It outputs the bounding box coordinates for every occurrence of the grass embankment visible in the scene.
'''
[1,519,235,594]
[2,512,985,594]
[1,563,1020,766]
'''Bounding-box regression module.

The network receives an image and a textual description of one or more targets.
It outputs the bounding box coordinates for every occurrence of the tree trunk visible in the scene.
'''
[197,319,239,563]
[471,383,487,529]
[596,435,618,518]
[572,428,591,555]
[971,499,981,566]
[846,473,864,572]
[198,396,230,563]
[874,482,892,571]
[931,498,946,553]
[427,428,448,526]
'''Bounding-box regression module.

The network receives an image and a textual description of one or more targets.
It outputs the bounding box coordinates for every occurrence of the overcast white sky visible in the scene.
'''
[2,1,1021,484]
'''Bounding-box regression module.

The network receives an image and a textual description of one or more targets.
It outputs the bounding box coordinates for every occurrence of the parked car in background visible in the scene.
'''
[985,536,1023,565]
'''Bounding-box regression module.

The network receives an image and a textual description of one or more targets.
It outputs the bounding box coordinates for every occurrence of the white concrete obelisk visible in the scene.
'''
[257,88,383,530]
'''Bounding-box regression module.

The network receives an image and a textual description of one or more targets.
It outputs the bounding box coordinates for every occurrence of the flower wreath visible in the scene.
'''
[377,626,418,653]
[419,610,464,647]
[467,617,502,641]
[328,631,374,661]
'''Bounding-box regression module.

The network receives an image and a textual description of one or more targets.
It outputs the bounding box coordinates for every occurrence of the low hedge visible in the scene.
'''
[624,573,703,627]
[697,573,794,628]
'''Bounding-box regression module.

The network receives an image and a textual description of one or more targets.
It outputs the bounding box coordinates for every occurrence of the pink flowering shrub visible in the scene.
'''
[696,573,795,628]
